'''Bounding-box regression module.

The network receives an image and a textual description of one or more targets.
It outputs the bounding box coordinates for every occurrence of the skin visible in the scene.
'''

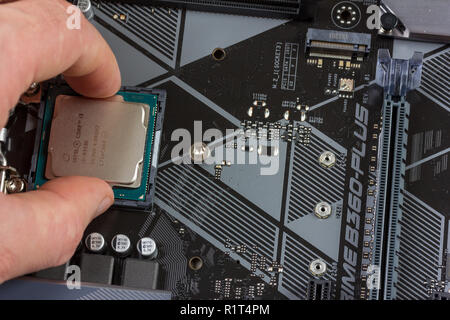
[0,0,122,283]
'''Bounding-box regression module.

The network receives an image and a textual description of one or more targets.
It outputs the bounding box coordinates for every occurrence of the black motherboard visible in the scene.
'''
[2,0,449,300]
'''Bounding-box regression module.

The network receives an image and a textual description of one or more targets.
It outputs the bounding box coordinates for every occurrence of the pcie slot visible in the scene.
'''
[383,98,409,300]
[370,96,409,300]
[370,97,393,301]
[100,0,303,19]
[370,49,422,300]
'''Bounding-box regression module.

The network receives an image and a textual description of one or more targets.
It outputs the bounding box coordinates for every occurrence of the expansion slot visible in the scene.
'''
[370,49,423,300]
[370,96,392,301]
[97,0,306,19]
[371,97,410,300]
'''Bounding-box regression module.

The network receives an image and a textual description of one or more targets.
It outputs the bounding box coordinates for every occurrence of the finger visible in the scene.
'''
[0,176,114,283]
[101,95,125,102]
[0,0,121,126]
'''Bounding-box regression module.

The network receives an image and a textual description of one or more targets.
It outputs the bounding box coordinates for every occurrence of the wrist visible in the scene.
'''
[0,244,15,284]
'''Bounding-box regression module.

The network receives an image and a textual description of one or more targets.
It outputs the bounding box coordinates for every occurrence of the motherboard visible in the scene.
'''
[2,0,449,300]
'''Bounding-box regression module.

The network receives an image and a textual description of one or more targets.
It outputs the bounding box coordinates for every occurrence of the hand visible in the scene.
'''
[0,0,121,283]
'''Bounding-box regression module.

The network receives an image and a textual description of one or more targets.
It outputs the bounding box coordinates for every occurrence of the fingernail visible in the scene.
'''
[96,197,113,215]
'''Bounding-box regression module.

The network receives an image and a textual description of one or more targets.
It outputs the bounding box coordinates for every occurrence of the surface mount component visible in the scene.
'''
[122,259,160,290]
[75,0,94,20]
[338,78,354,98]
[137,237,158,259]
[111,234,132,256]
[80,254,115,285]
[85,232,106,253]
[305,28,371,61]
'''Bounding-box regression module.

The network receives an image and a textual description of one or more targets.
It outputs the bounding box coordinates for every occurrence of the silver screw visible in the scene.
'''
[314,201,332,219]
[309,259,327,276]
[319,151,336,168]
[6,178,26,194]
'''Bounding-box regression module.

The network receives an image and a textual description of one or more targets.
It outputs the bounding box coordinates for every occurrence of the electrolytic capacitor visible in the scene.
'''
[85,232,106,253]
[77,0,94,21]
[111,234,131,256]
[137,237,158,259]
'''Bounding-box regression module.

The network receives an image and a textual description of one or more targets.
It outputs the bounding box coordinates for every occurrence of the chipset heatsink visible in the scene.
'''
[31,85,166,210]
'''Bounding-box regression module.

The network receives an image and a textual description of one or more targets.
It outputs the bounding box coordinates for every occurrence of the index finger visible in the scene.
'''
[0,0,121,125]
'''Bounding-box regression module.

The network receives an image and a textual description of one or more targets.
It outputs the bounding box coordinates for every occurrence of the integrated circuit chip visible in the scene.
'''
[45,95,149,188]
[338,78,355,98]
[32,85,166,209]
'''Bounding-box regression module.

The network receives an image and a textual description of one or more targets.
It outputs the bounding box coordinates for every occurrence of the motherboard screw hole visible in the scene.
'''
[189,256,203,270]
[212,48,226,61]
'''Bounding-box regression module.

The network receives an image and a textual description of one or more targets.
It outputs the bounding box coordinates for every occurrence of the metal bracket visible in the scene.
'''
[0,128,26,194]
[377,3,410,40]
[375,49,423,98]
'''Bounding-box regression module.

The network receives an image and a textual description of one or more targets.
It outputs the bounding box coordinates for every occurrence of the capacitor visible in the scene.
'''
[85,232,106,253]
[111,234,131,256]
[137,237,158,259]
[301,111,306,122]
[77,0,94,21]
